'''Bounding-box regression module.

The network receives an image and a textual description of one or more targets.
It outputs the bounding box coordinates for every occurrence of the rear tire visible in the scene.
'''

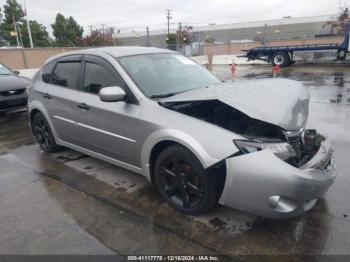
[271,52,291,67]
[32,112,60,153]
[154,145,224,215]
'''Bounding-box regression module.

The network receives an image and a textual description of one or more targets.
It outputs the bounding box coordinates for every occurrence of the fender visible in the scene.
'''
[141,129,221,181]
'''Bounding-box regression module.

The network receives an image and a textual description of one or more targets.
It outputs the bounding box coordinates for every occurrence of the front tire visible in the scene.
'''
[32,112,60,153]
[154,145,223,215]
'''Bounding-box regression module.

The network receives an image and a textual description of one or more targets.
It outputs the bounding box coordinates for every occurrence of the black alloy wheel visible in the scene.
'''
[159,156,204,209]
[155,145,223,215]
[32,112,60,153]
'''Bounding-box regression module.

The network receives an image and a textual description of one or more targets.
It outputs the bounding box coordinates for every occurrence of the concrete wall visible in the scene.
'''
[201,36,344,56]
[0,47,83,70]
[0,36,344,70]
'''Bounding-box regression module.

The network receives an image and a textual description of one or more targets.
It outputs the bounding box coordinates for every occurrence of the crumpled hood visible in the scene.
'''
[161,78,310,131]
[0,75,30,92]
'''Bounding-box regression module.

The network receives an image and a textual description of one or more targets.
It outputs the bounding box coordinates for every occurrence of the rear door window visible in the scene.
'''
[51,62,81,90]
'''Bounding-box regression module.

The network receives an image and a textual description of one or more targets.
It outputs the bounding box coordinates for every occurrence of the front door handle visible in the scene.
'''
[77,103,90,110]
[43,93,51,99]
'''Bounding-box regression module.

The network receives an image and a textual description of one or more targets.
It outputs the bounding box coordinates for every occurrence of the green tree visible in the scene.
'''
[2,0,24,24]
[0,8,4,46]
[66,16,83,41]
[21,20,51,47]
[51,13,84,47]
[0,0,50,47]
[0,0,25,46]
[165,33,176,50]
[51,13,67,46]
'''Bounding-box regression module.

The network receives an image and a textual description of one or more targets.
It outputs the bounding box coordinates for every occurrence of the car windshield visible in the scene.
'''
[0,64,13,75]
[118,53,221,98]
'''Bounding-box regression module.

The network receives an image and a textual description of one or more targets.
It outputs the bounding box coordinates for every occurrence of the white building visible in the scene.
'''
[113,14,336,47]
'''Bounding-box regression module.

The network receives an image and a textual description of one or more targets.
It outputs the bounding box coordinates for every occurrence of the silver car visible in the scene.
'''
[27,47,336,219]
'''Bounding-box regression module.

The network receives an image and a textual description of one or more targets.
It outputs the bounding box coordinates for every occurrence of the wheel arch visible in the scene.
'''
[29,108,41,135]
[141,129,220,183]
[28,103,60,143]
[29,108,41,122]
[148,140,177,183]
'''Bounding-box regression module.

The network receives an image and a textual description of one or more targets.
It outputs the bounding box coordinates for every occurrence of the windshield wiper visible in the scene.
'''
[149,93,178,99]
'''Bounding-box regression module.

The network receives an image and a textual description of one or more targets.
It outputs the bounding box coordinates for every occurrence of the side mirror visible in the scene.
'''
[14,70,20,75]
[99,86,126,102]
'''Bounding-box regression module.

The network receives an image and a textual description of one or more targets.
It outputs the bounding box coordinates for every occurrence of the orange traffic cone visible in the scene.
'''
[230,63,237,72]
[272,64,281,73]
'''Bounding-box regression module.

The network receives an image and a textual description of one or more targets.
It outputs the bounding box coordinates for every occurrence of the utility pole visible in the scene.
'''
[166,9,172,35]
[146,26,150,47]
[198,31,201,55]
[88,25,94,35]
[101,24,105,36]
[176,22,182,51]
[262,23,267,46]
[24,0,33,48]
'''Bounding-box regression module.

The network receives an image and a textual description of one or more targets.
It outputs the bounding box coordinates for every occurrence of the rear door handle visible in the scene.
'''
[43,93,51,99]
[77,103,90,110]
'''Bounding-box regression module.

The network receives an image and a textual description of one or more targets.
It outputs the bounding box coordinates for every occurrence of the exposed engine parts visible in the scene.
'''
[286,129,324,167]
[161,99,322,167]
[160,100,283,139]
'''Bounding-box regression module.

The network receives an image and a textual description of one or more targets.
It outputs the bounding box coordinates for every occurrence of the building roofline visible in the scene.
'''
[114,14,335,38]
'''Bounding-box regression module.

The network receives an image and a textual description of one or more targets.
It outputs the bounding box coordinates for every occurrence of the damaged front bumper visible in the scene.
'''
[219,136,336,219]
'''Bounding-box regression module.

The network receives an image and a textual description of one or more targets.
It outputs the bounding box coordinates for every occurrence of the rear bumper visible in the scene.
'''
[219,136,336,219]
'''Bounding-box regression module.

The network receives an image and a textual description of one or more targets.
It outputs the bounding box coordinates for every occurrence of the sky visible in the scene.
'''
[0,0,347,35]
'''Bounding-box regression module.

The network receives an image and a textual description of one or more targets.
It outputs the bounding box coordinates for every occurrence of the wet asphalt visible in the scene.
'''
[0,65,349,257]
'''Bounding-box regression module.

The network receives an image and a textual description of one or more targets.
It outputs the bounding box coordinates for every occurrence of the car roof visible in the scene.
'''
[45,46,176,64]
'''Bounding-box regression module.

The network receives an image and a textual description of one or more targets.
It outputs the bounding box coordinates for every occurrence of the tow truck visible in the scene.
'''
[242,24,350,67]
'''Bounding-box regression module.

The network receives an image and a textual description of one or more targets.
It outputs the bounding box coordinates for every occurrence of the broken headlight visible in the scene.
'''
[234,140,296,160]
